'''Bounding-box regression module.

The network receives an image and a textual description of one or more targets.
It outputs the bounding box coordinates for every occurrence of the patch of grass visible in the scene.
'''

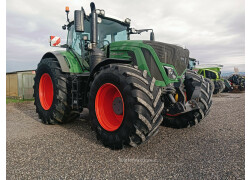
[6,98,34,104]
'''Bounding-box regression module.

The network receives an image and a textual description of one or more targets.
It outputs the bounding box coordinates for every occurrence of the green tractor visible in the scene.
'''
[195,66,225,94]
[33,2,213,149]
[189,61,225,94]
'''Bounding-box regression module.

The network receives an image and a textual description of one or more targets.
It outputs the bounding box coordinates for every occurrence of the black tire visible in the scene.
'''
[213,79,225,94]
[33,58,80,124]
[162,70,213,128]
[239,85,245,91]
[89,64,164,149]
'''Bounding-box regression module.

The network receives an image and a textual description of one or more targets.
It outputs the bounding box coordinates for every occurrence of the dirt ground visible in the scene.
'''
[6,93,245,179]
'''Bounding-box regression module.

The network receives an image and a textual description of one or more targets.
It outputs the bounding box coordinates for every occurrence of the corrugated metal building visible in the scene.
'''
[6,70,36,99]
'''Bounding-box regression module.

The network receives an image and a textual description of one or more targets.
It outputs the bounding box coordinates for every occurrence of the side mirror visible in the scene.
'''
[50,36,61,47]
[150,31,155,41]
[74,10,84,32]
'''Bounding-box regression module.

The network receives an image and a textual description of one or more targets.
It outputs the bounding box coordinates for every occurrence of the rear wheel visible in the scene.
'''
[33,58,80,124]
[162,70,213,128]
[89,64,164,149]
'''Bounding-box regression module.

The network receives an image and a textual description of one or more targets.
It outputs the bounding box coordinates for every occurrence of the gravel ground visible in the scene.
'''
[6,93,245,179]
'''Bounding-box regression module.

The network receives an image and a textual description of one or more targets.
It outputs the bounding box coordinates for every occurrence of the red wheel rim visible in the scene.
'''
[39,73,54,110]
[95,83,124,131]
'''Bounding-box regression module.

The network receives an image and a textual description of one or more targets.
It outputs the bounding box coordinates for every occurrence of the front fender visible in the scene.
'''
[42,51,70,72]
[42,51,87,73]
[90,58,132,77]
[83,58,132,106]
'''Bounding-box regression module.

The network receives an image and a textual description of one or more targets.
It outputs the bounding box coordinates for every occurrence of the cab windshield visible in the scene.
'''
[67,17,128,56]
[98,18,128,47]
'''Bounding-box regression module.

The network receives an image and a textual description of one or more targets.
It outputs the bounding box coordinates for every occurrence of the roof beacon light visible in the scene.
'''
[65,6,70,12]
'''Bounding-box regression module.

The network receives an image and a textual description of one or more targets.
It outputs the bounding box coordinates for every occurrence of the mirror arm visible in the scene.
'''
[81,7,86,17]
[128,28,154,35]
[60,44,69,48]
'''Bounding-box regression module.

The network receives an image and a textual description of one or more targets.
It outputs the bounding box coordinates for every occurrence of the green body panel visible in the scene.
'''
[52,40,186,87]
[58,51,89,73]
[196,67,221,73]
[196,68,220,81]
[109,40,184,87]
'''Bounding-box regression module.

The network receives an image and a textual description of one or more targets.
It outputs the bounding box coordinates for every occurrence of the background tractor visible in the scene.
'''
[192,63,225,94]
[228,74,245,92]
[33,2,213,149]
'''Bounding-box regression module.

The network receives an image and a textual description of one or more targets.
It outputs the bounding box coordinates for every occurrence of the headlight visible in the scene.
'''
[96,9,101,15]
[164,66,177,79]
[97,17,102,24]
[100,10,105,16]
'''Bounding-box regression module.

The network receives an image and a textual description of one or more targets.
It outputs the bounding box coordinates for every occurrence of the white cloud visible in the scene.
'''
[6,0,244,72]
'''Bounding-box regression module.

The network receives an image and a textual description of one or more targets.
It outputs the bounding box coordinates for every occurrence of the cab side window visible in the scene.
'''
[205,70,216,79]
[67,20,91,56]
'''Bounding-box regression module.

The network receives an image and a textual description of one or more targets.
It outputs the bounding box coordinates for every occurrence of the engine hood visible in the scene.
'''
[143,41,189,75]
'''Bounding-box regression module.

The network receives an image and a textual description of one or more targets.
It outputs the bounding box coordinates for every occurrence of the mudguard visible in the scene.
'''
[42,51,71,72]
[83,58,132,106]
[90,58,132,79]
[42,51,88,73]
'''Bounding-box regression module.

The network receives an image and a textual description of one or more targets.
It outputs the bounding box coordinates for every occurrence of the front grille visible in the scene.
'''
[127,51,137,65]
[143,41,189,75]
[141,48,164,81]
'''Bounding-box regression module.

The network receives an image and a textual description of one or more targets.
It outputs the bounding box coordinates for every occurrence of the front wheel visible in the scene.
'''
[162,70,213,128]
[89,64,164,149]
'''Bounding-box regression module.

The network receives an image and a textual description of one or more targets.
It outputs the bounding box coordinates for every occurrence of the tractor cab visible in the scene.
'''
[66,16,130,57]
[198,69,218,80]
[194,64,223,81]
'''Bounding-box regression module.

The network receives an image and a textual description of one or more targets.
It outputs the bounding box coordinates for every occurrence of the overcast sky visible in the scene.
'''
[6,0,245,72]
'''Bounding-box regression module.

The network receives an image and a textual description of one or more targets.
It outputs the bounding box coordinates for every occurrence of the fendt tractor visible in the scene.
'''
[33,2,213,149]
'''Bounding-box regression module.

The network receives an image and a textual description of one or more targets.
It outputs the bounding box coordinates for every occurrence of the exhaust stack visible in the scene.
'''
[90,2,97,47]
[89,2,105,71]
